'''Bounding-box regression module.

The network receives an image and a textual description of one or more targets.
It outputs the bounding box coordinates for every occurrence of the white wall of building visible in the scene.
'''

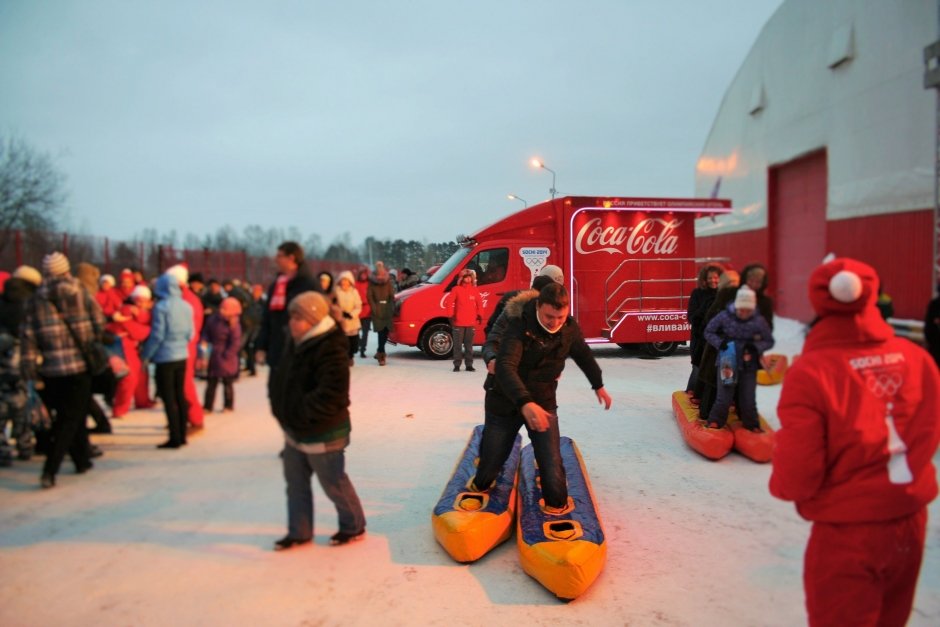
[694,0,937,236]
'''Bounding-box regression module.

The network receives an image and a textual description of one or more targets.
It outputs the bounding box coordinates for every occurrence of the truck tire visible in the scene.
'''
[644,341,678,358]
[420,322,453,359]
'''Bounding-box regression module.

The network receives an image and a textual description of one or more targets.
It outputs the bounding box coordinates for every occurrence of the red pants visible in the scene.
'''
[184,340,204,427]
[111,337,138,417]
[804,509,927,627]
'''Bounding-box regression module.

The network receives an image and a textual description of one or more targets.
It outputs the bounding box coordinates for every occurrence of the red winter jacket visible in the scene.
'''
[445,284,483,327]
[770,312,940,523]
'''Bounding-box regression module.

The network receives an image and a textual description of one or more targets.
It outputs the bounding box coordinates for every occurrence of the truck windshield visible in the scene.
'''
[426,246,471,285]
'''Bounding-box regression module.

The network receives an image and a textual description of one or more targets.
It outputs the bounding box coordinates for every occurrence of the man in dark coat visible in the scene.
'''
[472,282,612,512]
[255,241,319,382]
[268,291,366,550]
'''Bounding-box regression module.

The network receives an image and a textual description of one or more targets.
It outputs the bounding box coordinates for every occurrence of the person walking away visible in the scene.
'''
[255,242,319,382]
[355,268,372,359]
[366,261,395,366]
[165,264,205,433]
[140,272,194,449]
[471,283,612,512]
[269,291,366,550]
[770,257,940,627]
[0,266,41,464]
[21,253,105,488]
[201,297,242,412]
[241,283,264,377]
[702,285,774,431]
[445,269,483,372]
[331,270,362,365]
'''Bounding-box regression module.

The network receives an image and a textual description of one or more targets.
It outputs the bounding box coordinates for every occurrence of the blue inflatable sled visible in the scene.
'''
[516,437,607,600]
[431,425,522,563]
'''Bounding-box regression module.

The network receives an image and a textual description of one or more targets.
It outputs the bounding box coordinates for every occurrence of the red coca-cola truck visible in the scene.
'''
[390,195,731,358]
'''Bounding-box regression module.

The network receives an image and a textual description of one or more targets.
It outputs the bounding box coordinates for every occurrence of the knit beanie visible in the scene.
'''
[42,252,70,277]
[288,291,329,325]
[734,285,757,310]
[809,257,879,317]
[13,265,42,287]
[131,285,152,302]
[166,264,189,285]
[539,264,564,284]
[220,296,242,317]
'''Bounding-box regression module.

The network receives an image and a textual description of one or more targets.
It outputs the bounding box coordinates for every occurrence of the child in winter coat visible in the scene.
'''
[201,297,242,412]
[331,270,362,365]
[703,285,774,431]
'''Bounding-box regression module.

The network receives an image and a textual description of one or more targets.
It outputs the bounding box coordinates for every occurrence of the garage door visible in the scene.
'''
[769,150,827,322]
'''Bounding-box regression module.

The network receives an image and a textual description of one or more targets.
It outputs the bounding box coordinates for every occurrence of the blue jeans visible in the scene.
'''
[473,408,567,507]
[452,326,475,367]
[282,443,366,540]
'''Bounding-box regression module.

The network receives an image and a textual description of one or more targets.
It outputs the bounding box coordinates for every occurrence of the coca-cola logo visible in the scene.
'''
[574,217,682,255]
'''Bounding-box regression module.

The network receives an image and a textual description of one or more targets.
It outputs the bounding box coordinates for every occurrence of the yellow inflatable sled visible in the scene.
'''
[431,425,521,563]
[516,438,606,600]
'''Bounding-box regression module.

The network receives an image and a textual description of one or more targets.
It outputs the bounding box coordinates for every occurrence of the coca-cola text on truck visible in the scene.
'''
[390,196,731,358]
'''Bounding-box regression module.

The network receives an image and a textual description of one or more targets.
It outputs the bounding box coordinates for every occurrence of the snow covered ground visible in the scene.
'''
[1,317,937,626]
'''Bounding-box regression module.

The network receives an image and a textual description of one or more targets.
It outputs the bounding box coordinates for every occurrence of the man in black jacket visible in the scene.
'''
[255,241,319,382]
[472,283,612,512]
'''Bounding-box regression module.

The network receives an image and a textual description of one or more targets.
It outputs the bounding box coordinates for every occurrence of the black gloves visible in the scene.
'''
[719,339,729,350]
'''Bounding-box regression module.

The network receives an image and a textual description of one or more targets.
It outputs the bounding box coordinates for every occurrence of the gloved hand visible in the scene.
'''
[719,339,729,350]
[342,311,353,320]
[476,315,483,324]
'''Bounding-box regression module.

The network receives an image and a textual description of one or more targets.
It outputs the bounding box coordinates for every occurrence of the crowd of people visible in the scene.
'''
[0,243,414,477]
[2,243,939,624]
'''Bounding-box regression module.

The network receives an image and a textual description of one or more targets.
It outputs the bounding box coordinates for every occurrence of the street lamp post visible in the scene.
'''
[507,194,527,208]
[530,158,557,199]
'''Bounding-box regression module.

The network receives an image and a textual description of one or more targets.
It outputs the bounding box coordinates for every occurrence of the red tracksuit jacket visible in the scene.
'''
[770,312,940,523]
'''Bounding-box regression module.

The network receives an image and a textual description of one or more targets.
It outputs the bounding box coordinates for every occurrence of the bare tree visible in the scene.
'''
[0,136,66,250]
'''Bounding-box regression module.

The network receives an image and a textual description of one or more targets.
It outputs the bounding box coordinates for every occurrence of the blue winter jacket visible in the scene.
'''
[140,274,194,364]
[703,304,774,370]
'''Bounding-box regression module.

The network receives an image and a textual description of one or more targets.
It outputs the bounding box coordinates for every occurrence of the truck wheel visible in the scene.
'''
[644,341,678,358]
[420,323,453,359]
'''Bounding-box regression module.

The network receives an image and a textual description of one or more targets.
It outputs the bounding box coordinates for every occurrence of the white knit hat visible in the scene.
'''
[539,264,564,284]
[42,252,70,277]
[165,264,189,285]
[100,274,116,288]
[13,265,42,287]
[130,285,152,301]
[734,285,757,310]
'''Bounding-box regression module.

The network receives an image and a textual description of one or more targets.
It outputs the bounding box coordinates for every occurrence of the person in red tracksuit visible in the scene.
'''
[770,257,940,627]
[445,268,483,372]
[107,285,153,418]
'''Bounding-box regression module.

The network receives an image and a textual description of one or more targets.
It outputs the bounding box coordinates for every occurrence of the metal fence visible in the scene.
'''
[0,229,358,286]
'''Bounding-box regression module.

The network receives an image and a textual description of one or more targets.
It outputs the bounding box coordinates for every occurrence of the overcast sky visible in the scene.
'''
[0,0,783,247]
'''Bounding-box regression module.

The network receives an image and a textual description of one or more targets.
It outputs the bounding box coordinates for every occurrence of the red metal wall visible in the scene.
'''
[826,209,933,320]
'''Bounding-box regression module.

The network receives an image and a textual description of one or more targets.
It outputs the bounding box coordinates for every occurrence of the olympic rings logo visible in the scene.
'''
[866,372,903,398]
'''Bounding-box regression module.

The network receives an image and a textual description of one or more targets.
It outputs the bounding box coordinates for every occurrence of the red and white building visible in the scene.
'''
[694,0,937,321]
